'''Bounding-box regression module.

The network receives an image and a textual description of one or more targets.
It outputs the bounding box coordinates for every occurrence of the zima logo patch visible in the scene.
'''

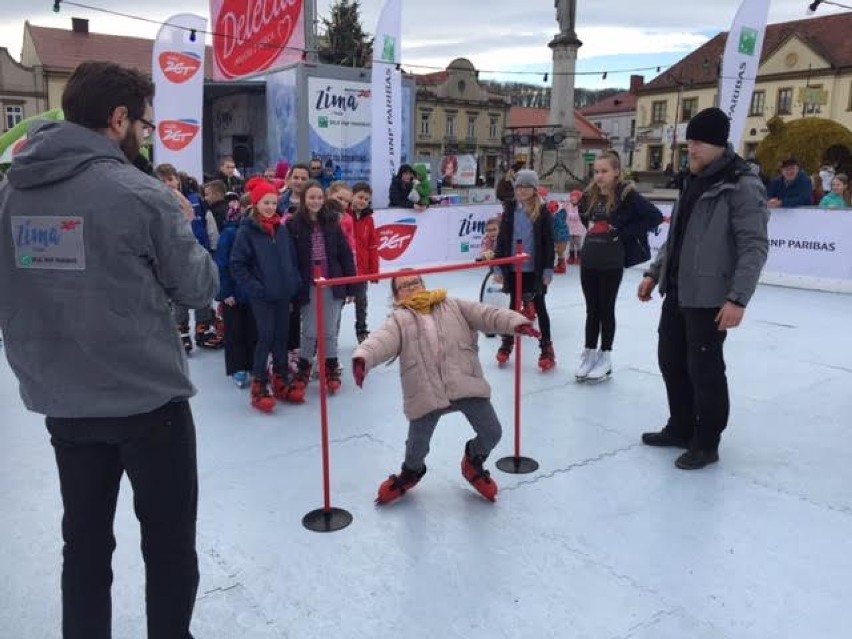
[159,51,202,84]
[158,119,200,151]
[12,216,86,270]
[376,218,417,261]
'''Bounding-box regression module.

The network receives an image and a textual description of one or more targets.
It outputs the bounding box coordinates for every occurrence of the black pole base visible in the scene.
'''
[495,455,539,474]
[302,507,353,533]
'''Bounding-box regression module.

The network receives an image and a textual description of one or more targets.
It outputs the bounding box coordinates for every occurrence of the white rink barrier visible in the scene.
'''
[375,204,852,294]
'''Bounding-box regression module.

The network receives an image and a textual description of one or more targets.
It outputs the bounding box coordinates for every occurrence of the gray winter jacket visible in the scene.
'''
[646,147,769,308]
[353,298,528,421]
[0,120,218,418]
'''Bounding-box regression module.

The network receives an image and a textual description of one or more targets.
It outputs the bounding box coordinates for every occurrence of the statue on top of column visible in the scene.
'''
[555,0,576,35]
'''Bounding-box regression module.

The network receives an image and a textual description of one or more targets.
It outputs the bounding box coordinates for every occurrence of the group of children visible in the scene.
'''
[156,161,381,414]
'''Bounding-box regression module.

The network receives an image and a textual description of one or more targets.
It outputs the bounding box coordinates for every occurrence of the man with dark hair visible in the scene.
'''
[308,157,323,181]
[216,155,244,194]
[278,162,310,214]
[766,157,813,208]
[638,108,769,470]
[0,60,217,638]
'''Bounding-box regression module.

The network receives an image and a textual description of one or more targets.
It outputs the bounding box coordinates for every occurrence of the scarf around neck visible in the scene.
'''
[398,289,448,314]
[259,214,281,237]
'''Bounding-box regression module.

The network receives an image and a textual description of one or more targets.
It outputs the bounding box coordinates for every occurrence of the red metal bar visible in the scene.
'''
[313,262,332,513]
[513,240,524,460]
[312,254,528,289]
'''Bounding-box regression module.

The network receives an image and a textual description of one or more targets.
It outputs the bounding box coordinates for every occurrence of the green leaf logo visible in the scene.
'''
[20,254,32,267]
[738,27,757,56]
[381,35,396,63]
[318,116,329,129]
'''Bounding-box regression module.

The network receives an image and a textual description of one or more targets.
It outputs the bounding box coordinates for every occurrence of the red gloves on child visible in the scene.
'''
[515,324,541,338]
[352,358,366,387]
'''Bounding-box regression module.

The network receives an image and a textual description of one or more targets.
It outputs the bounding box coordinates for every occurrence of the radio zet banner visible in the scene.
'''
[210,0,305,81]
[152,14,206,181]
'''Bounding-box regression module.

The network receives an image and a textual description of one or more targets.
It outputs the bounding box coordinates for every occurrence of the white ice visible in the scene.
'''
[1,267,851,638]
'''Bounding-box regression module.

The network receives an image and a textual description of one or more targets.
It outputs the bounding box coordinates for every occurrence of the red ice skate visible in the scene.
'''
[461,441,498,502]
[375,465,427,505]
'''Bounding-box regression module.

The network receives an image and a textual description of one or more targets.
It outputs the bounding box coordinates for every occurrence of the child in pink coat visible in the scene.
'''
[566,190,586,265]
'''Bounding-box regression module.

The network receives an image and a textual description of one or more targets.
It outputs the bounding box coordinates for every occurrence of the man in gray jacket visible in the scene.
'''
[637,107,769,470]
[0,61,217,638]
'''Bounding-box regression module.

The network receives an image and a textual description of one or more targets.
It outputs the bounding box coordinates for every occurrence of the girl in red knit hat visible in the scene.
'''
[230,178,304,412]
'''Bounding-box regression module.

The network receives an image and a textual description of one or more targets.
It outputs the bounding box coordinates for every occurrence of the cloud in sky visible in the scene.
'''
[0,0,846,89]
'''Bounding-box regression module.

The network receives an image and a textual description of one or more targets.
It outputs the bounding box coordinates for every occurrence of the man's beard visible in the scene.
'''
[119,127,141,162]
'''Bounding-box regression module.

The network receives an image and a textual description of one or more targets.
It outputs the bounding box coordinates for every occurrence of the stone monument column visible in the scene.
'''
[545,0,583,191]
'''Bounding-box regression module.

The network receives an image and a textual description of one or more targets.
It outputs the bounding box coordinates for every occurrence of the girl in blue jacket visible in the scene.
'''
[230,179,303,413]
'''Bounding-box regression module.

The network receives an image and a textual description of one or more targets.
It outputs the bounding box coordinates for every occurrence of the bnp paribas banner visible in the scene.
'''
[152,14,206,180]
[369,0,402,208]
[719,0,770,149]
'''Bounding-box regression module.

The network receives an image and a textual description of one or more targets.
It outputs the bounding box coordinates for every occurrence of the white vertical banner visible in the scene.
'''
[152,14,206,180]
[719,0,770,150]
[370,0,402,209]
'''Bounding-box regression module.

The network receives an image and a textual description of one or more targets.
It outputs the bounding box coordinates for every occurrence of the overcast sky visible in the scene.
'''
[0,0,845,89]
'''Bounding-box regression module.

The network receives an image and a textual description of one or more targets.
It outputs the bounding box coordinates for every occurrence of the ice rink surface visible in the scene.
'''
[2,267,851,638]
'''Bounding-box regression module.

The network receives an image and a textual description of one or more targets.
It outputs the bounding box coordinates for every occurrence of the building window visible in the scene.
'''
[776,87,793,115]
[446,114,456,137]
[680,97,698,122]
[419,112,431,136]
[594,121,602,129]
[647,145,663,171]
[5,105,24,130]
[804,85,824,115]
[489,116,499,139]
[749,91,765,116]
[611,121,620,137]
[467,115,477,139]
[651,101,667,124]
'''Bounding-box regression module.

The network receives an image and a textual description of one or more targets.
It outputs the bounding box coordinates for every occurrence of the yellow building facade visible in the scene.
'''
[633,13,852,172]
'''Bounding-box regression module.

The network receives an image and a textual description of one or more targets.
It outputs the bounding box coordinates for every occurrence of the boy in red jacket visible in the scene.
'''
[350,182,380,343]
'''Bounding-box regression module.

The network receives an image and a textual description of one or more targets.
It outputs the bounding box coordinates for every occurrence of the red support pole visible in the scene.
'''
[514,240,524,460]
[313,262,332,513]
[302,261,353,532]
[495,241,540,475]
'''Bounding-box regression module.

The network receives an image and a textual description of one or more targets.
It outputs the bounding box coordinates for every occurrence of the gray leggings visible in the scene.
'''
[300,286,344,360]
[404,397,502,471]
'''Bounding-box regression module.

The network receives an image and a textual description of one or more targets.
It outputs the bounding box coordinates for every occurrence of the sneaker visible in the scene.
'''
[585,350,612,383]
[461,441,498,502]
[641,429,690,448]
[574,348,597,380]
[250,378,276,413]
[375,464,427,505]
[233,371,250,388]
[675,449,719,470]
[538,342,556,372]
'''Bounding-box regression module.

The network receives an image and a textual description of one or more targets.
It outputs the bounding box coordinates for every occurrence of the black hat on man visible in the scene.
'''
[685,107,730,147]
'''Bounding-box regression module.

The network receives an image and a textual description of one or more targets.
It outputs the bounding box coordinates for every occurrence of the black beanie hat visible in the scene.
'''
[685,107,730,147]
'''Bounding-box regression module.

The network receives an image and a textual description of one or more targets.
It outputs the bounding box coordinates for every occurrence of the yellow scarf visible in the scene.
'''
[398,289,448,314]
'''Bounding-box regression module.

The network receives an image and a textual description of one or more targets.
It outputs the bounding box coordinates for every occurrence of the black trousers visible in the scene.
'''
[251,299,290,380]
[46,401,198,639]
[658,292,729,451]
[287,304,300,351]
[579,266,624,351]
[353,282,369,335]
[222,302,257,376]
[505,272,551,345]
